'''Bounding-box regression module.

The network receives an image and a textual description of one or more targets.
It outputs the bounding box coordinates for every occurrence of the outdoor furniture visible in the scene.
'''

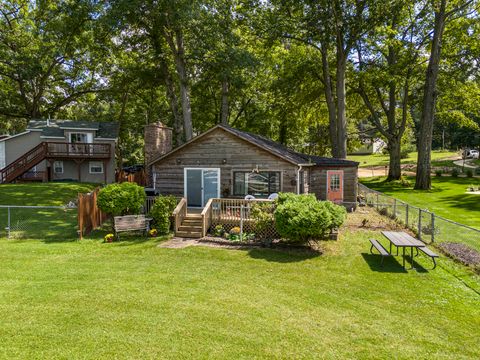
[369,239,391,267]
[114,215,150,239]
[244,195,256,200]
[381,231,431,270]
[268,193,279,200]
[417,246,439,269]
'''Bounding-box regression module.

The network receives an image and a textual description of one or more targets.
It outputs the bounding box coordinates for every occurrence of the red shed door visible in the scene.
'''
[327,170,343,203]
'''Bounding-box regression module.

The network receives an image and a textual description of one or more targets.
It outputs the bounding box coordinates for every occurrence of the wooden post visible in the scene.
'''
[406,204,409,227]
[78,193,83,240]
[418,209,422,240]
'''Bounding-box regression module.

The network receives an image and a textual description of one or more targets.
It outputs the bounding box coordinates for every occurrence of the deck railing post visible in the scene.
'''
[418,209,422,241]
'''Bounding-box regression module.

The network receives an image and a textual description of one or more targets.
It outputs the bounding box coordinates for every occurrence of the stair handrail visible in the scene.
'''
[0,142,47,183]
[201,198,214,237]
[172,198,187,233]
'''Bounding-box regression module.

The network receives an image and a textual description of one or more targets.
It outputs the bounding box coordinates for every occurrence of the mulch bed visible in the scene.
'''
[436,242,480,268]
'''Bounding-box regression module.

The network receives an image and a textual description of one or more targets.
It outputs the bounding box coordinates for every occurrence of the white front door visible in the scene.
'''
[184,168,220,207]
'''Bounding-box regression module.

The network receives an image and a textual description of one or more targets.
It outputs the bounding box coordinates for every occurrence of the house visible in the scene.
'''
[349,138,386,155]
[146,123,359,210]
[0,119,119,184]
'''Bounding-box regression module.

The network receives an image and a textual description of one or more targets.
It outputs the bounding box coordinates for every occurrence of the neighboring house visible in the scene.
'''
[147,124,359,210]
[0,119,118,184]
[349,138,386,155]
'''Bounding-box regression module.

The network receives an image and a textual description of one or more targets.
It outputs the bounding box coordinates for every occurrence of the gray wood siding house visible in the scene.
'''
[0,120,118,184]
[148,125,358,209]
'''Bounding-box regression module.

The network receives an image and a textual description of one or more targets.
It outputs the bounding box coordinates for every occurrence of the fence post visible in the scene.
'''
[431,213,435,243]
[6,206,10,239]
[406,204,409,227]
[418,209,422,240]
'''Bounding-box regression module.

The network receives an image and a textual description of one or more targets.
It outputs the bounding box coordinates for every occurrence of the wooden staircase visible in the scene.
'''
[176,213,203,238]
[0,143,47,184]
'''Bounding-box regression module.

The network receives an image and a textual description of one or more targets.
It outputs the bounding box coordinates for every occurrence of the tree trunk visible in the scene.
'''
[387,138,402,180]
[320,46,338,157]
[336,50,347,159]
[415,0,447,190]
[220,79,229,125]
[163,70,184,145]
[164,29,193,141]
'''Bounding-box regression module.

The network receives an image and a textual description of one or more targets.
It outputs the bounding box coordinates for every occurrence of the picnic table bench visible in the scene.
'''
[114,215,151,239]
[369,231,439,270]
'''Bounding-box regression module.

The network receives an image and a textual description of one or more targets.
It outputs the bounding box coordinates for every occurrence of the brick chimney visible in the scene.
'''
[144,122,173,187]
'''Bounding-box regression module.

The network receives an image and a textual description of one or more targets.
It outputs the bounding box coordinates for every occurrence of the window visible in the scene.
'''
[53,161,64,174]
[330,174,340,191]
[89,161,104,174]
[233,171,281,197]
[70,133,88,143]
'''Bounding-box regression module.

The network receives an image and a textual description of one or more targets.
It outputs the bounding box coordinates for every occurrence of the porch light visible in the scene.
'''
[176,159,181,164]
[252,165,259,173]
[222,158,227,164]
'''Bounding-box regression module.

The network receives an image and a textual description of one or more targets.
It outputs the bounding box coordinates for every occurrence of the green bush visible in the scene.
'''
[251,202,276,240]
[465,169,473,178]
[435,169,442,177]
[150,195,178,235]
[97,182,146,216]
[451,168,459,177]
[323,201,347,229]
[274,194,346,243]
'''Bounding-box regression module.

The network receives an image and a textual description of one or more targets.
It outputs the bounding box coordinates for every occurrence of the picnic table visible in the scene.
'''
[381,231,425,269]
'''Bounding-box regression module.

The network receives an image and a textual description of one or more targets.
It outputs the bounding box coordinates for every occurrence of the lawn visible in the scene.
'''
[0,185,479,359]
[348,150,458,168]
[0,182,97,206]
[360,176,480,229]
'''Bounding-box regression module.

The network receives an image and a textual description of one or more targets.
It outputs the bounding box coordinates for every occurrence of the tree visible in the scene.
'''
[0,0,106,123]
[415,0,476,189]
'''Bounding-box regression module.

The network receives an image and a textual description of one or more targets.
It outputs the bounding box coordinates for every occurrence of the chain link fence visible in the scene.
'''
[0,206,78,240]
[358,183,480,253]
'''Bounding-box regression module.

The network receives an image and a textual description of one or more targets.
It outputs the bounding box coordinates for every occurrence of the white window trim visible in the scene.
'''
[53,161,64,174]
[68,132,93,144]
[89,161,104,174]
[232,170,282,197]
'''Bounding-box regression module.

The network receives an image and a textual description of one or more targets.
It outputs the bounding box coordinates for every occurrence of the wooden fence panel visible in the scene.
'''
[115,170,147,186]
[78,187,108,239]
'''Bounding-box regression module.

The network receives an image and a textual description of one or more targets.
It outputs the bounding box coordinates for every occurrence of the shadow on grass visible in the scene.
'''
[247,247,321,263]
[363,252,430,273]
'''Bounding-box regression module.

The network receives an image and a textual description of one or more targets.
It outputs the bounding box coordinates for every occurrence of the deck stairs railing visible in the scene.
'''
[0,142,47,184]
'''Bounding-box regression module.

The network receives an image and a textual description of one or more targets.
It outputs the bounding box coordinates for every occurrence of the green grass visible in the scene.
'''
[0,220,479,358]
[361,176,480,229]
[0,182,97,206]
[0,183,479,358]
[348,150,458,168]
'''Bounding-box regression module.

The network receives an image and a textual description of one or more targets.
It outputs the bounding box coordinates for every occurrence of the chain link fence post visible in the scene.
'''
[406,204,409,228]
[7,206,10,239]
[431,212,435,243]
[418,209,422,241]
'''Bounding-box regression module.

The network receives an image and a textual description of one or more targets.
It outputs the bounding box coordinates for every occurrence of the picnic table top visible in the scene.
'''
[381,231,425,247]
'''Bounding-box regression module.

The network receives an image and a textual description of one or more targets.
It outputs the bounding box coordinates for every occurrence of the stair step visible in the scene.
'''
[175,230,203,238]
[185,214,202,219]
[182,219,203,225]
[178,225,202,232]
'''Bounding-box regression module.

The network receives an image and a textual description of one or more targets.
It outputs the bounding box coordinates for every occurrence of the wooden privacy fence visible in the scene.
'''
[78,187,108,239]
[116,169,147,186]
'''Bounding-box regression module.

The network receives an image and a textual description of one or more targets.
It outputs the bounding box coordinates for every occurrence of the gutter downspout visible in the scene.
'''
[296,165,303,194]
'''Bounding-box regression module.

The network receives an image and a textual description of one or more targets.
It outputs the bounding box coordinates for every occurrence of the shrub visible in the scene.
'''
[451,168,459,177]
[323,201,347,229]
[150,195,178,235]
[274,194,346,243]
[213,225,225,237]
[435,169,442,177]
[97,182,146,216]
[465,169,473,178]
[251,202,276,240]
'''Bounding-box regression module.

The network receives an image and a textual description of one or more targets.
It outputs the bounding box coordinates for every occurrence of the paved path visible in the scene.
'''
[453,159,478,169]
[158,237,200,248]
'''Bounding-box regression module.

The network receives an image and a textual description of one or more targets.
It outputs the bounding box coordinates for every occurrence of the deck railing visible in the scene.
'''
[46,142,111,158]
[173,198,187,233]
[210,198,272,223]
[201,198,214,237]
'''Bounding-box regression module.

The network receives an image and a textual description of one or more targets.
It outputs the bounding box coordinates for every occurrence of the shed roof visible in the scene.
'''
[149,124,358,167]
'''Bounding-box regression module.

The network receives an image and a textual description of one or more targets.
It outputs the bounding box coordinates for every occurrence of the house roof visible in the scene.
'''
[26,119,119,139]
[149,124,358,167]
